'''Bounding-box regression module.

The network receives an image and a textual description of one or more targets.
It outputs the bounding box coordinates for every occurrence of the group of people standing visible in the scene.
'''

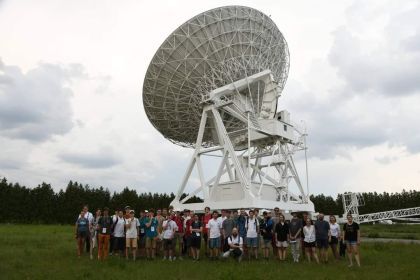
[75,205,361,267]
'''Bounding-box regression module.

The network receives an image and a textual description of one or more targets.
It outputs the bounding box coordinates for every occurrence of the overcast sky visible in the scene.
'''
[0,0,419,197]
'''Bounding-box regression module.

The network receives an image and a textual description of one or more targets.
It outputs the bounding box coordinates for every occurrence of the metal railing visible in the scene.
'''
[356,207,420,223]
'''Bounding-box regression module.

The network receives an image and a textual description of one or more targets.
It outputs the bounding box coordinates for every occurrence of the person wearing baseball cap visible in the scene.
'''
[125,210,140,261]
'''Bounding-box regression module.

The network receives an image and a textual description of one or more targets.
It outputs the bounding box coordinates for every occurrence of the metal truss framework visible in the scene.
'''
[356,207,420,224]
[342,192,420,224]
[342,192,365,218]
[170,70,314,212]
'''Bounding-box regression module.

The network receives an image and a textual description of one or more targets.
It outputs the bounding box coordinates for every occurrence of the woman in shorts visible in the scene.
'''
[329,215,340,260]
[75,211,90,258]
[342,214,361,267]
[303,217,319,263]
[190,214,203,261]
[274,214,289,261]
[125,210,139,261]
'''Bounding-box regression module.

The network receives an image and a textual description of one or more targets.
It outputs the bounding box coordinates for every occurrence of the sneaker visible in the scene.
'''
[172,256,176,261]
[163,256,167,260]
[169,257,172,261]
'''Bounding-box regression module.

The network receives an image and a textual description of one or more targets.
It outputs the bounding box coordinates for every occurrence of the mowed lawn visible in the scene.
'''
[1,225,420,280]
[361,223,420,240]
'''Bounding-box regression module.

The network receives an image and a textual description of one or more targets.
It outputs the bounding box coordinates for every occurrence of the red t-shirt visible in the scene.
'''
[185,218,193,236]
[174,216,184,233]
[202,214,212,234]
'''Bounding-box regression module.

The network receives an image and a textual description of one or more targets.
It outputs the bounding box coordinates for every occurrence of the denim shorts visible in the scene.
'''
[346,240,358,246]
[209,237,221,249]
[316,238,329,249]
[261,239,272,248]
[246,237,258,248]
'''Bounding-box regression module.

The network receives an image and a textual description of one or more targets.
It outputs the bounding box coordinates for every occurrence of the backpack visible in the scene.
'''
[111,217,126,235]
[229,236,242,257]
[77,217,88,228]
[245,217,259,232]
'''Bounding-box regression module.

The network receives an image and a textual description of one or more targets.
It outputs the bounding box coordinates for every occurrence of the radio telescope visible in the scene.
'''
[143,5,314,212]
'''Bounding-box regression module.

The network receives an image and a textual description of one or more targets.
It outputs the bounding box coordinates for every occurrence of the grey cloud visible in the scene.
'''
[0,60,85,142]
[375,156,398,165]
[286,3,420,159]
[328,6,420,98]
[59,151,121,169]
[283,78,420,159]
[0,159,22,169]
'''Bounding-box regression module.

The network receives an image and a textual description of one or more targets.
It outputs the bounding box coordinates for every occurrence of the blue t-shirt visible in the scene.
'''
[260,217,273,240]
[139,217,147,236]
[145,217,158,238]
[237,215,247,237]
[315,220,330,240]
[77,217,89,233]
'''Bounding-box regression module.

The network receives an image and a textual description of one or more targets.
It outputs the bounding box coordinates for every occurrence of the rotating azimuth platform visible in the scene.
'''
[142,6,314,212]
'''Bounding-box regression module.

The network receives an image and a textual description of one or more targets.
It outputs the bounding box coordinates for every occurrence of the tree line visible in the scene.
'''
[0,177,419,224]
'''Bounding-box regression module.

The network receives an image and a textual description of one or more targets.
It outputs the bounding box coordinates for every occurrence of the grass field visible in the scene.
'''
[1,224,420,280]
[361,223,420,240]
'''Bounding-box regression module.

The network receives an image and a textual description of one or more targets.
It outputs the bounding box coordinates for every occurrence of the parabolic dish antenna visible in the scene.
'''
[143,6,289,149]
[143,6,314,212]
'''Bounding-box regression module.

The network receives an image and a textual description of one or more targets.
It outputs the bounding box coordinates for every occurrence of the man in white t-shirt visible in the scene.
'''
[162,214,178,261]
[112,210,125,256]
[207,211,222,260]
[125,210,140,261]
[222,227,243,262]
[216,210,227,225]
[245,209,260,260]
